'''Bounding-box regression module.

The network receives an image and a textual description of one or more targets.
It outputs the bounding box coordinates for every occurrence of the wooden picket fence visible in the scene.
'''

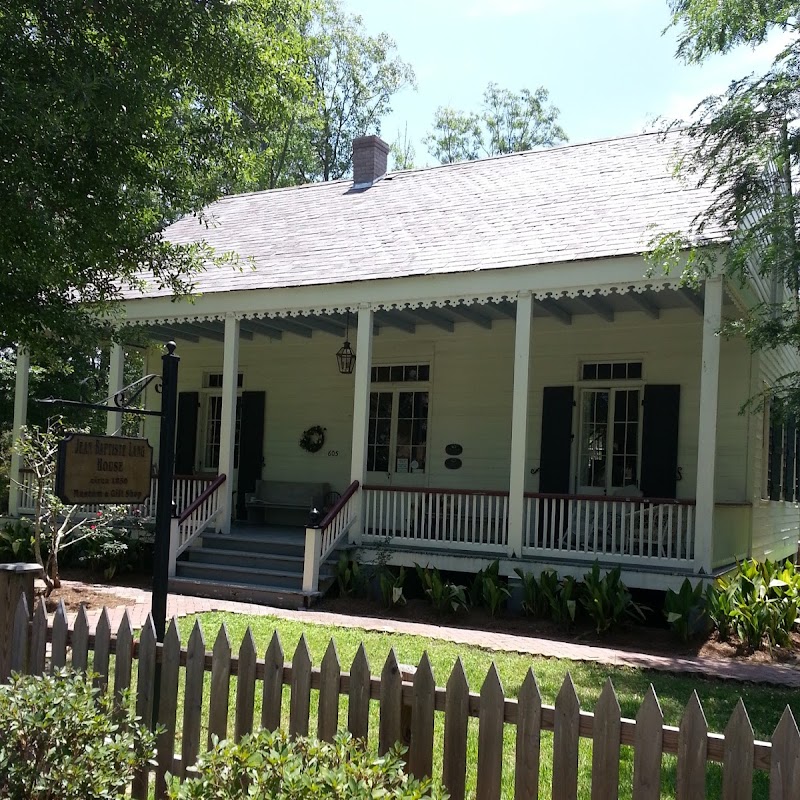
[2,593,800,800]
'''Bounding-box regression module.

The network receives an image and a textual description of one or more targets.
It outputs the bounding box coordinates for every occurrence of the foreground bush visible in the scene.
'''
[168,730,445,800]
[0,669,155,800]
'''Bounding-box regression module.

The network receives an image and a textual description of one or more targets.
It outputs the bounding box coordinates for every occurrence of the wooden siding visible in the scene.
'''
[143,305,756,521]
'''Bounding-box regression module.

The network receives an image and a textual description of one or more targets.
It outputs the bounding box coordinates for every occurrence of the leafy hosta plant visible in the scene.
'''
[514,568,550,618]
[534,568,580,627]
[379,565,407,609]
[168,729,446,800]
[415,564,469,614]
[664,578,708,642]
[580,562,646,635]
[471,560,511,617]
[0,669,155,800]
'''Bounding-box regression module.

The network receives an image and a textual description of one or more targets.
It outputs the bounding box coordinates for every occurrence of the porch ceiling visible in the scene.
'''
[129,286,724,343]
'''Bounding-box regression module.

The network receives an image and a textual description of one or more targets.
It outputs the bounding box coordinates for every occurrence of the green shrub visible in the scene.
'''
[335,553,367,598]
[0,518,36,562]
[168,730,445,800]
[705,559,800,651]
[415,564,469,614]
[580,561,646,635]
[0,669,155,800]
[514,568,550,618]
[664,578,707,642]
[538,568,578,627]
[379,566,407,608]
[470,560,510,617]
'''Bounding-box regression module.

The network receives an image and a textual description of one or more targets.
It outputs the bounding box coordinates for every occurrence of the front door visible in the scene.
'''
[577,387,641,495]
[367,386,430,487]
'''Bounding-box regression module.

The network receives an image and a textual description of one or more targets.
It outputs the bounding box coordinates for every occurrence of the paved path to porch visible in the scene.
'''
[59,579,800,688]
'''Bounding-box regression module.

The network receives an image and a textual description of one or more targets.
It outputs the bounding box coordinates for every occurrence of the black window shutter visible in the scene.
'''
[785,415,796,503]
[640,385,680,499]
[174,392,199,475]
[539,387,573,494]
[770,411,784,501]
[236,391,266,519]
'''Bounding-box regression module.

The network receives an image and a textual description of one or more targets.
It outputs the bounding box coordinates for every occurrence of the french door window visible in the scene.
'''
[579,388,640,492]
[203,395,242,470]
[367,390,429,474]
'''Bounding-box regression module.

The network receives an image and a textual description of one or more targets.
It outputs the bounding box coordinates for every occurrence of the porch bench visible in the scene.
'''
[245,479,329,525]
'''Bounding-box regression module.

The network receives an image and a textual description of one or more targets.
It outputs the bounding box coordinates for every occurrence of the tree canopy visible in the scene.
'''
[425,82,567,164]
[240,0,416,189]
[650,1,800,406]
[0,0,311,350]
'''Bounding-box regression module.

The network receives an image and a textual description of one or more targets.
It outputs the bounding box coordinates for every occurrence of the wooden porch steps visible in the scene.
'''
[169,525,337,609]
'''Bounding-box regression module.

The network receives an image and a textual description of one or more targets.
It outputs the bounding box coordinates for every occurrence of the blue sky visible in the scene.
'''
[343,0,788,167]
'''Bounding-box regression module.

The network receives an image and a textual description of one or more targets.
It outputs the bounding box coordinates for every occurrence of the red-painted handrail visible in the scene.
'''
[178,473,226,525]
[319,480,359,530]
[362,484,509,498]
[524,491,696,506]
[362,484,696,506]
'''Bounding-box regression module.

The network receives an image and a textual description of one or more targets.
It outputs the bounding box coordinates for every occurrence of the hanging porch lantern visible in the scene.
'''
[336,311,356,374]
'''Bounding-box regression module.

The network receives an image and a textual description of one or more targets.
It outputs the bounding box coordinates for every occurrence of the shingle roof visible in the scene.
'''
[129,130,726,299]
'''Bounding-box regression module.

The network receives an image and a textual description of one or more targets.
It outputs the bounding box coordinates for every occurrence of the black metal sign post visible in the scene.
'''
[151,342,179,644]
[36,341,179,726]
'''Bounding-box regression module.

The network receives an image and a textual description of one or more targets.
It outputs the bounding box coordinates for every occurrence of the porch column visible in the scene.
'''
[508,291,533,557]
[349,304,373,544]
[217,313,240,534]
[8,346,29,517]
[105,342,125,436]
[696,276,723,573]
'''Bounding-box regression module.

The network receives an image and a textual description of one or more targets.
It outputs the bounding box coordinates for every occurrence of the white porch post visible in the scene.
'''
[106,342,125,436]
[349,304,373,544]
[217,313,240,534]
[696,276,723,573]
[508,291,533,557]
[8,346,30,517]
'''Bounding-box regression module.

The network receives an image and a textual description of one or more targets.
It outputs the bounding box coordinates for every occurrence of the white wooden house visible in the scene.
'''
[10,132,800,602]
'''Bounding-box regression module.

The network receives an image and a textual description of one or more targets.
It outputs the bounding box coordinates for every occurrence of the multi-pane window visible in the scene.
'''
[767,400,800,501]
[203,373,243,389]
[395,391,428,473]
[203,395,242,470]
[367,390,430,474]
[581,361,642,381]
[371,364,430,383]
[579,388,640,491]
[367,392,392,473]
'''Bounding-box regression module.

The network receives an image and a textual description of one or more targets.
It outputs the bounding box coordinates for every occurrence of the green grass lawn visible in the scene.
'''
[167,612,800,800]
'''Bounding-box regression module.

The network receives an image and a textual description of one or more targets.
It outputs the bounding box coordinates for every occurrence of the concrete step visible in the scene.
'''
[185,547,306,573]
[174,560,304,590]
[199,531,306,558]
[168,576,316,610]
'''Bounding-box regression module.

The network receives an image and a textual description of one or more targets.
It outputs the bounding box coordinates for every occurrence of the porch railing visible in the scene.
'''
[362,486,509,553]
[523,493,697,565]
[16,470,215,520]
[174,474,227,558]
[303,480,359,593]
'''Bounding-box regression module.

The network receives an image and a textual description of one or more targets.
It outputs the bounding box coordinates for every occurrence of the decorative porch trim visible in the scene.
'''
[120,279,684,329]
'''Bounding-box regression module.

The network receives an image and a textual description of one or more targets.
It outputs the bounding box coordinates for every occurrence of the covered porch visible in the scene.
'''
[8,269,747,596]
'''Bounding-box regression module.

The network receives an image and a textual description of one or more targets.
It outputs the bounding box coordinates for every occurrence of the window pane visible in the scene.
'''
[612,363,626,379]
[378,393,392,417]
[371,367,377,382]
[390,366,404,382]
[375,448,389,472]
[377,366,391,382]
[405,366,418,381]
[418,365,430,381]
[413,392,428,417]
[582,364,597,380]
[628,362,642,379]
[598,363,612,380]
[398,392,413,418]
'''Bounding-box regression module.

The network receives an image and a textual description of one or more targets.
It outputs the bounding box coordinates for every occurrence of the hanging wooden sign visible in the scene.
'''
[55,434,153,505]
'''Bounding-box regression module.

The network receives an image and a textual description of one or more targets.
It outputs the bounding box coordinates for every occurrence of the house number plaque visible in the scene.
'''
[55,434,153,505]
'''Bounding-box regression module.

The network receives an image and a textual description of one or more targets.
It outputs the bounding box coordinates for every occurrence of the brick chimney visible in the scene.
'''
[352,135,390,188]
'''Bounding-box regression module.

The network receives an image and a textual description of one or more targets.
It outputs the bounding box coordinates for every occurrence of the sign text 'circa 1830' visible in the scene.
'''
[55,434,153,505]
